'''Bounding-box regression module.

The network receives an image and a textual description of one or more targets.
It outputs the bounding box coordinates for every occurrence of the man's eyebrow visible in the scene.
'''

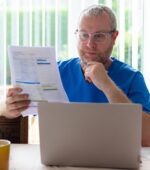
[78,30,111,33]
[94,30,111,33]
[78,29,87,32]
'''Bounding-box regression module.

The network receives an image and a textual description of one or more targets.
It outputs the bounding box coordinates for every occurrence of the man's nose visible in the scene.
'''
[86,37,96,49]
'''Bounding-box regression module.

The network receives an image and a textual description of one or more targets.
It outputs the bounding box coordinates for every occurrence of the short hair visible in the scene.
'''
[78,4,117,31]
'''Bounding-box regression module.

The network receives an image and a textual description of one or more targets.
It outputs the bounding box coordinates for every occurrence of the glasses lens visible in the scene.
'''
[76,31,113,43]
[94,33,106,42]
[79,32,89,41]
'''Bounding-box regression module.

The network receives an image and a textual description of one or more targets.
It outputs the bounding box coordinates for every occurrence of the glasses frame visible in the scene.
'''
[75,29,116,43]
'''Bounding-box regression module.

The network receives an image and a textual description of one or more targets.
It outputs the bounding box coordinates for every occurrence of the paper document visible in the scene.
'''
[8,46,68,116]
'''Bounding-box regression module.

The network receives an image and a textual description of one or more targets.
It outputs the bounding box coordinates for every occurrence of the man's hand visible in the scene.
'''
[5,87,30,118]
[83,61,110,90]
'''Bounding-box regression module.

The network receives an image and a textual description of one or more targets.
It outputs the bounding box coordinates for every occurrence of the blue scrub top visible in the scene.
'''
[58,57,150,114]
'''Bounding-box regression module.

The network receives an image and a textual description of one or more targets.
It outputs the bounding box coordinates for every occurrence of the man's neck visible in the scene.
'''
[104,58,113,70]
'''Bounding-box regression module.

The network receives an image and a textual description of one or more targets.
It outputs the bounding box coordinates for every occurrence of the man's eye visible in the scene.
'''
[81,33,88,39]
[95,33,105,39]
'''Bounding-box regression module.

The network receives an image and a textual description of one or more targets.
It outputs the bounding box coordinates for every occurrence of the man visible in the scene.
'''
[2,5,150,146]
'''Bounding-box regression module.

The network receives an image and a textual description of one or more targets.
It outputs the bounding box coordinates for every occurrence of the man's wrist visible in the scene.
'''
[99,77,114,93]
[100,79,131,103]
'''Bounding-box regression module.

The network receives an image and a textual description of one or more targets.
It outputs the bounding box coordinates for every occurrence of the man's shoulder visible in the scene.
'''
[109,57,144,82]
[111,57,138,73]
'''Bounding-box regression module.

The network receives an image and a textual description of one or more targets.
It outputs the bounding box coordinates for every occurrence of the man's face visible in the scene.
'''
[77,13,118,66]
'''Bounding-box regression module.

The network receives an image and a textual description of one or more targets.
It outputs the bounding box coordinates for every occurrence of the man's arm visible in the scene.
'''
[84,61,150,146]
[98,73,150,147]
[103,80,150,146]
[142,112,150,146]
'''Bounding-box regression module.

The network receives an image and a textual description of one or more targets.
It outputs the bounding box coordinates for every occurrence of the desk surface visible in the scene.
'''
[10,144,150,170]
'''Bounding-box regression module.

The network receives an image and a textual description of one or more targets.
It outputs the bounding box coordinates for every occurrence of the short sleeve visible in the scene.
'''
[128,71,150,114]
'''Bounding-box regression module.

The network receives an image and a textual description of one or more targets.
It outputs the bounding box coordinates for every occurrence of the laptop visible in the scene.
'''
[38,102,142,169]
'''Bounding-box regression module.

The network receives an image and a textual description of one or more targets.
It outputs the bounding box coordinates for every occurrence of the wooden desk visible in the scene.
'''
[10,144,150,170]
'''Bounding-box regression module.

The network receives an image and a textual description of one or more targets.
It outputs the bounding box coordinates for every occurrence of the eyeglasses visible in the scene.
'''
[75,30,116,43]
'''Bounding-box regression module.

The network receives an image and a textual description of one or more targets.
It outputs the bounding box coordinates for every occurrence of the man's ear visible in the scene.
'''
[113,31,119,44]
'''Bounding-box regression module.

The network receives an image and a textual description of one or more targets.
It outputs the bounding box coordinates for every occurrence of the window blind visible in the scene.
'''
[0,0,148,143]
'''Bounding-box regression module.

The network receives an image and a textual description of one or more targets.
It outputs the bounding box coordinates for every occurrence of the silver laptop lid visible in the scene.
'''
[38,102,142,169]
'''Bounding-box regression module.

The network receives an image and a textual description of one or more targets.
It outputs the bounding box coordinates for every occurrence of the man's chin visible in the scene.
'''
[81,56,102,63]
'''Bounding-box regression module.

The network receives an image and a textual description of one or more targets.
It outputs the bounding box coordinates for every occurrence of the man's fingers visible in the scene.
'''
[13,106,29,117]
[6,106,28,119]
[7,100,31,111]
[86,61,99,66]
[7,87,23,97]
[84,70,92,83]
[6,94,29,104]
[5,87,30,119]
